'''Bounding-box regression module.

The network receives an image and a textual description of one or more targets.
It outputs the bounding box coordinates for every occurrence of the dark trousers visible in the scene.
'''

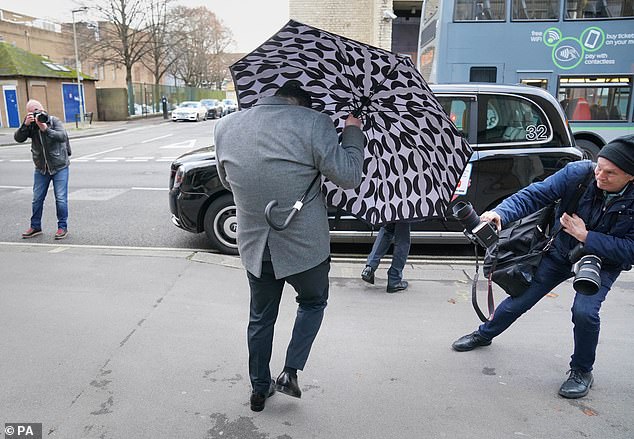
[366,222,411,285]
[478,252,615,373]
[246,258,330,394]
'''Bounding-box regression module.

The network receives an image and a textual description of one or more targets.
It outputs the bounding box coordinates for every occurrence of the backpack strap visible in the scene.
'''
[545,164,595,249]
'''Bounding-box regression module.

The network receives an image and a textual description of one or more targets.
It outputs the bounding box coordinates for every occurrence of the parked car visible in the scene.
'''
[172,101,208,122]
[222,98,238,115]
[169,83,583,254]
[200,99,223,119]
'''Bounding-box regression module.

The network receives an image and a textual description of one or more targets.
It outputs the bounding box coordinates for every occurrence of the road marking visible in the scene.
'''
[9,159,31,162]
[75,146,123,160]
[77,126,152,139]
[0,185,30,189]
[142,134,173,143]
[160,139,197,149]
[131,187,168,191]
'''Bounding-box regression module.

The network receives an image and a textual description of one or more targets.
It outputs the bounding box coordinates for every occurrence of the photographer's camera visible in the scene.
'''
[452,201,498,248]
[33,111,49,124]
[569,243,602,295]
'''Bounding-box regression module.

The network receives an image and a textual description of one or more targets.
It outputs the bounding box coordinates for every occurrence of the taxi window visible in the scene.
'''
[476,94,552,145]
[436,96,471,138]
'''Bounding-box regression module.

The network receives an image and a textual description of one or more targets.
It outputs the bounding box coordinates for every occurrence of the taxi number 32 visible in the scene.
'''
[525,124,548,141]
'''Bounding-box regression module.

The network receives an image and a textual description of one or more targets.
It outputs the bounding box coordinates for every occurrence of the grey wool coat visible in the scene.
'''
[214,96,365,278]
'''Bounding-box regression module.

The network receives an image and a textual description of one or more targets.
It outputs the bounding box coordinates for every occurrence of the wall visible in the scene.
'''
[96,88,128,121]
[289,0,393,50]
[0,77,97,126]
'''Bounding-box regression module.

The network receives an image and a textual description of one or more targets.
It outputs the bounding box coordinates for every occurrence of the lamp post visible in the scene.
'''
[72,7,88,127]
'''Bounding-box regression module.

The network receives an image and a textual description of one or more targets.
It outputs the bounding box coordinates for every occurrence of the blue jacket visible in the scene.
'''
[493,160,634,273]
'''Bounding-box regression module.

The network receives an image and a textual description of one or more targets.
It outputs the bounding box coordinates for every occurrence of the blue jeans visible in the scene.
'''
[478,252,616,373]
[31,167,69,230]
[366,222,411,285]
[246,258,330,394]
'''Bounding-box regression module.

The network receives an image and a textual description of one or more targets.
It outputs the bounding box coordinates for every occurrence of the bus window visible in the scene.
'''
[477,94,552,144]
[454,0,507,20]
[565,0,634,18]
[559,76,631,121]
[512,0,560,20]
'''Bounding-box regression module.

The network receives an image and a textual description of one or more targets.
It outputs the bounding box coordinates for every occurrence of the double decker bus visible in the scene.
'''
[418,0,634,158]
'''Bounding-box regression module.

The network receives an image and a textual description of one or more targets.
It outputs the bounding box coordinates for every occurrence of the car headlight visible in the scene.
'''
[173,166,185,189]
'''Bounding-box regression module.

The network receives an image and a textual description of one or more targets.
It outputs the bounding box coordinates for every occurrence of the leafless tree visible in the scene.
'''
[84,0,152,115]
[142,0,180,86]
[167,6,234,88]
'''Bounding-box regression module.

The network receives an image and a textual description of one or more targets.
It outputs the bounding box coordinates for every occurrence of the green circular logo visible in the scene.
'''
[552,37,584,70]
[580,27,605,52]
[544,27,562,47]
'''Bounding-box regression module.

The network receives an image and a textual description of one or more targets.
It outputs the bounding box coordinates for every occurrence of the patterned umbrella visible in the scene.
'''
[230,20,472,226]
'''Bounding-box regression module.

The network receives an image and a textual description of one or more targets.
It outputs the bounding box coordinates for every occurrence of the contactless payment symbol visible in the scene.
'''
[543,26,605,70]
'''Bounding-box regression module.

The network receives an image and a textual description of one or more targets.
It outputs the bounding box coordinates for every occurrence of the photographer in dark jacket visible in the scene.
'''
[452,134,634,399]
[14,99,70,240]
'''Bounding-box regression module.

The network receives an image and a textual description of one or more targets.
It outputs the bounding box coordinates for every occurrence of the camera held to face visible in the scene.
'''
[568,243,602,295]
[452,201,498,249]
[33,111,49,124]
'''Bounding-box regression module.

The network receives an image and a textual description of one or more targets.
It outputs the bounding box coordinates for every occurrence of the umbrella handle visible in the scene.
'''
[264,200,301,231]
[264,174,321,231]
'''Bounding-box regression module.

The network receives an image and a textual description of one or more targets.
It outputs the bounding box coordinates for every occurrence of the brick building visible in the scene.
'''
[0,41,97,128]
[289,0,422,60]
[0,9,156,89]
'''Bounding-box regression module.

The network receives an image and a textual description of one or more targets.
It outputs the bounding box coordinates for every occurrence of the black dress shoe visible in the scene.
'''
[386,280,408,293]
[250,380,276,412]
[558,369,593,399]
[275,371,301,398]
[452,331,492,352]
[361,265,375,284]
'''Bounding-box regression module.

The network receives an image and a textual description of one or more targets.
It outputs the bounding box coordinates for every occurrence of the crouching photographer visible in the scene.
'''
[451,134,634,400]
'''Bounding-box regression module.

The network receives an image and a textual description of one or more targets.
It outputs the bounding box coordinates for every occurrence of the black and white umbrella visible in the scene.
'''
[230,20,472,226]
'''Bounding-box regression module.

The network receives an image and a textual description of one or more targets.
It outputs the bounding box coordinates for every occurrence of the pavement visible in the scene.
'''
[1,241,633,439]
[0,114,171,147]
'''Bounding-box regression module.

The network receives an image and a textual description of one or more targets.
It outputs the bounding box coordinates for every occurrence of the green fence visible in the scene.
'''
[132,83,225,115]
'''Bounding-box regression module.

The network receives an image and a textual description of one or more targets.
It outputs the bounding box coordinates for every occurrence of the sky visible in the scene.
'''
[0,0,290,52]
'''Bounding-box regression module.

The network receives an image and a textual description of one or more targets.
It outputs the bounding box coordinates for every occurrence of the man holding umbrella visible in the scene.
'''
[214,80,364,412]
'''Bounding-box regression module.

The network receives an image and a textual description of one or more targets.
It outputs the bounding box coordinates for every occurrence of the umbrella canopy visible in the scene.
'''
[230,20,473,226]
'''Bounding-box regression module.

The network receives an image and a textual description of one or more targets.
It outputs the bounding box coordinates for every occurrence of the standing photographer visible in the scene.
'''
[452,134,634,399]
[14,99,70,240]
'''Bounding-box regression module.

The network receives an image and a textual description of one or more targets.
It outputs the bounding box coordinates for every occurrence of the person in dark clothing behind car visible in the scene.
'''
[452,134,634,399]
[214,81,364,412]
[361,222,411,293]
[14,99,70,240]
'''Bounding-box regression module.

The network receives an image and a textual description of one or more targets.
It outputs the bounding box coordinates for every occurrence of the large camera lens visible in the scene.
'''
[35,111,49,123]
[573,254,602,295]
[452,201,481,232]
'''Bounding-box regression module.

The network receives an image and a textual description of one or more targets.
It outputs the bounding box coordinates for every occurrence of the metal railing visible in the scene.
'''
[132,83,225,115]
